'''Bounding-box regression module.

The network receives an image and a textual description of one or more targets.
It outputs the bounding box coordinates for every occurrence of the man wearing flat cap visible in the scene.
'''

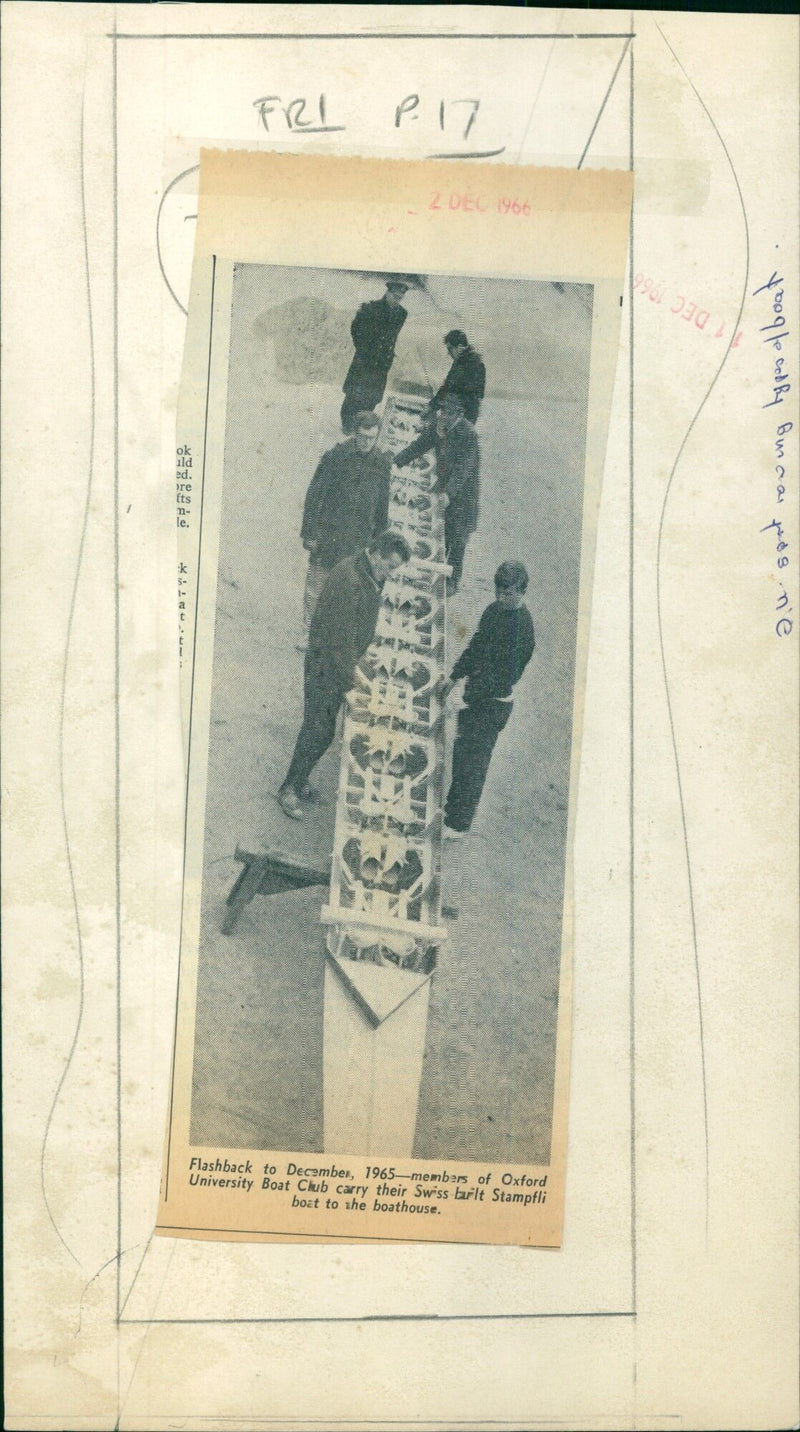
[429,330,486,425]
[341,279,410,433]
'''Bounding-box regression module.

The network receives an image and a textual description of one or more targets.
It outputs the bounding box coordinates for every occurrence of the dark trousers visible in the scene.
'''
[341,381,385,433]
[445,514,469,590]
[284,664,345,795]
[444,699,512,832]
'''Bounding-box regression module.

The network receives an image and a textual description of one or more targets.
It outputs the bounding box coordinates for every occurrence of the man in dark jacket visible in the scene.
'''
[300,412,392,631]
[341,280,409,432]
[429,329,486,425]
[278,531,412,819]
[394,392,480,593]
[442,561,535,837]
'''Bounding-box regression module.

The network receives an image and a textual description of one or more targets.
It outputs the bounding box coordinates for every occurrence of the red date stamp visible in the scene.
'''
[429,191,531,216]
[633,273,742,346]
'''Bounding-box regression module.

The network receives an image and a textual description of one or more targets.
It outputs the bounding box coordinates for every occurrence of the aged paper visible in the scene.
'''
[158,152,632,1248]
[3,4,798,1430]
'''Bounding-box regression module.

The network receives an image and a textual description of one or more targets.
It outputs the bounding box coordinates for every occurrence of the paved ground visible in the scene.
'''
[190,269,591,1166]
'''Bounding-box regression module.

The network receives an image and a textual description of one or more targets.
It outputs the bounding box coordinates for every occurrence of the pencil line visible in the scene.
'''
[75,1245,140,1339]
[114,1242,179,1430]
[102,1419,682,1428]
[627,49,641,1432]
[627,23,637,1322]
[153,1221,558,1246]
[120,1311,637,1325]
[654,22,750,1246]
[40,52,97,1273]
[427,148,506,160]
[514,12,565,162]
[156,163,199,316]
[577,37,631,170]
[111,32,637,42]
[117,1228,156,1322]
[112,10,121,1349]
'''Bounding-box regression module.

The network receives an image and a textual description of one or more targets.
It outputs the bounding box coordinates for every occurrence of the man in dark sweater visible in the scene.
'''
[278,531,412,819]
[394,393,480,593]
[300,412,392,631]
[429,329,486,425]
[442,561,535,837]
[341,279,409,433]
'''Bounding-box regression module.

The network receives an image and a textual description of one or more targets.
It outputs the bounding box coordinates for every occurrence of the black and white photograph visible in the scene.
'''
[183,263,594,1176]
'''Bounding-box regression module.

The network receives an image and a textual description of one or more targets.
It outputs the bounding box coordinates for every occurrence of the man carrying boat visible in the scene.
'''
[278,530,412,820]
[394,392,480,594]
[442,561,535,839]
[300,411,392,633]
[429,329,486,425]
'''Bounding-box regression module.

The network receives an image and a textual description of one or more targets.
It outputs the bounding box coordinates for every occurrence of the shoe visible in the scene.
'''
[443,827,466,842]
[277,786,303,820]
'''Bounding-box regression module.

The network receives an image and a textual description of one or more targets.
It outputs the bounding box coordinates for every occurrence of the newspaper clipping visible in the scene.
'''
[158,153,632,1246]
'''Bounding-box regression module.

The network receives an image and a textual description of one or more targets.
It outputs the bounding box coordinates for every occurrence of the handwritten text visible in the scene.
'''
[253,92,505,158]
[754,270,794,638]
